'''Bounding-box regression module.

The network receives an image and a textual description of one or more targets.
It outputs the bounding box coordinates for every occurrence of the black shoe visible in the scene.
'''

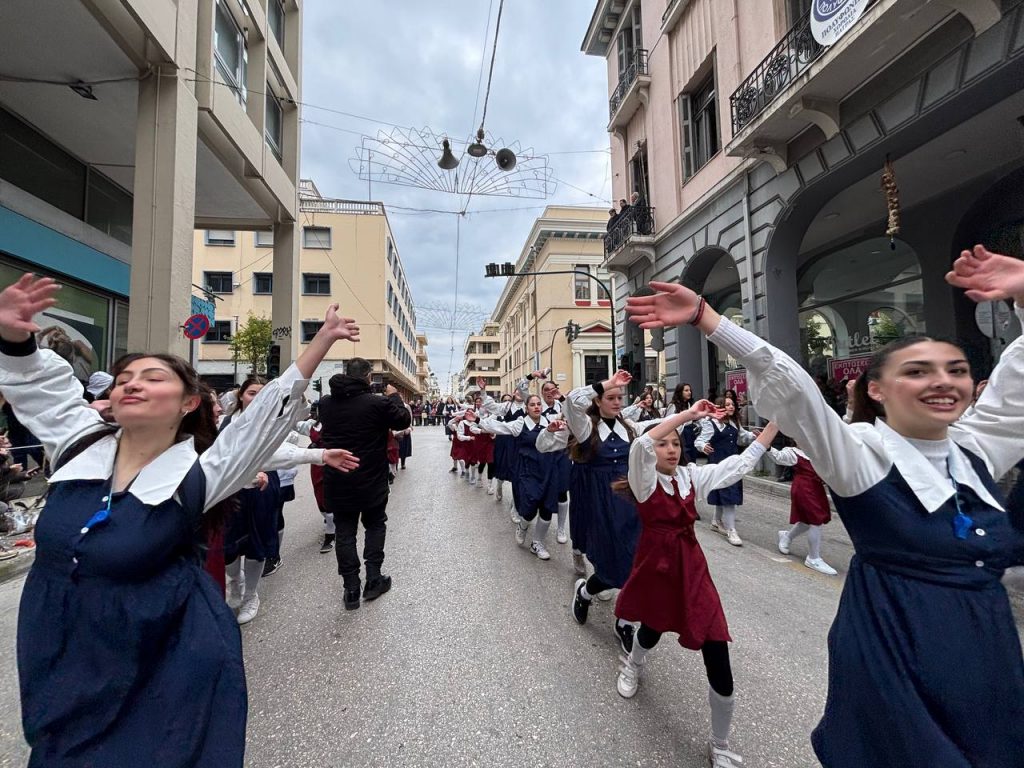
[363,574,392,601]
[400,464,407,470]
[615,622,635,654]
[388,472,395,485]
[344,585,361,611]
[319,534,335,554]
[449,467,457,473]
[571,578,590,625]
[262,557,282,577]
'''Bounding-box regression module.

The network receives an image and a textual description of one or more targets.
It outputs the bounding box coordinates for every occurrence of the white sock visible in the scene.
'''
[243,558,264,601]
[533,517,551,543]
[616,618,632,632]
[713,505,723,525]
[630,639,653,665]
[721,505,737,531]
[807,525,823,560]
[789,522,809,540]
[458,460,465,474]
[322,512,335,535]
[709,687,735,749]
[226,558,241,589]
[276,530,284,554]
[557,501,569,533]
[580,583,594,601]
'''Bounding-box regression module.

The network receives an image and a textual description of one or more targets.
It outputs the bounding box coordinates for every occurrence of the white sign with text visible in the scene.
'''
[811,0,871,46]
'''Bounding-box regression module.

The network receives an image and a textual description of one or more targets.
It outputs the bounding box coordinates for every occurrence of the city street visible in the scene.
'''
[0,427,1021,768]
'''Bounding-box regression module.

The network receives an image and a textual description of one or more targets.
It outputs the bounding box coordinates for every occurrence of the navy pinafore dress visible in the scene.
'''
[223,469,282,562]
[512,421,559,518]
[706,422,743,506]
[681,422,700,463]
[493,407,522,481]
[543,405,571,497]
[812,448,1024,767]
[575,429,639,587]
[19,464,247,767]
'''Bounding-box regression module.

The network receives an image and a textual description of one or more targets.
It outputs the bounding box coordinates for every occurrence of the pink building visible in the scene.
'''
[584,0,1024,395]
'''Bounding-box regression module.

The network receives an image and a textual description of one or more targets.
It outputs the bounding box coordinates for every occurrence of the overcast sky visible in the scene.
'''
[300,1,612,390]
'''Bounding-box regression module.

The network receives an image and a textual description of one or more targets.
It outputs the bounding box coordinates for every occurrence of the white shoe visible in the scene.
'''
[556,528,568,544]
[237,594,260,625]
[515,521,529,546]
[777,530,791,555]
[530,541,551,560]
[709,521,725,535]
[725,529,743,547]
[487,479,496,495]
[510,504,521,524]
[616,654,645,698]
[226,580,243,610]
[572,551,587,575]
[597,589,614,602]
[708,741,744,767]
[805,556,838,575]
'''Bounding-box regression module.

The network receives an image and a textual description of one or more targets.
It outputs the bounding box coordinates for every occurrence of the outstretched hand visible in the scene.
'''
[323,448,360,472]
[0,274,61,342]
[686,399,725,422]
[946,245,1024,303]
[320,304,360,343]
[625,281,700,329]
[607,369,633,389]
[546,419,567,433]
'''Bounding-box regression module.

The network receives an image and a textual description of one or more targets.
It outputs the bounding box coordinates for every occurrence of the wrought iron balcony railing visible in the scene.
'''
[609,49,649,121]
[604,204,655,258]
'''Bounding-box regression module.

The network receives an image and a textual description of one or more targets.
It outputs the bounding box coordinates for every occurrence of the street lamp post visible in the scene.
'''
[485,263,617,371]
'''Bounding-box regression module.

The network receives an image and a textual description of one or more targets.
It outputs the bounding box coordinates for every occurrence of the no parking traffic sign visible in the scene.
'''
[183,313,211,340]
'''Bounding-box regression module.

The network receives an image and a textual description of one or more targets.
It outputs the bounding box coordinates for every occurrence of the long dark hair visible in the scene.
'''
[235,375,268,414]
[714,396,739,428]
[671,382,694,412]
[849,334,954,424]
[568,398,637,463]
[111,353,218,453]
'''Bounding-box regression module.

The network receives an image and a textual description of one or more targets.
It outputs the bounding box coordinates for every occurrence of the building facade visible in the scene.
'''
[584,0,1024,398]
[461,322,503,399]
[489,207,621,395]
[0,0,304,377]
[192,180,427,398]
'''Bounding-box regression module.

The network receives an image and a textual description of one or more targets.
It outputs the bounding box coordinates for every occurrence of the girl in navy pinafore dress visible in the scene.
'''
[694,396,757,547]
[491,393,523,502]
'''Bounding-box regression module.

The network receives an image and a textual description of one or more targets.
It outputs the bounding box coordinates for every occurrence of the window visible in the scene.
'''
[268,0,285,47]
[253,272,273,294]
[585,355,610,384]
[301,320,323,343]
[788,0,812,25]
[265,88,283,160]
[616,4,643,76]
[679,72,720,179]
[255,230,274,247]
[205,229,236,246]
[302,273,331,295]
[205,320,233,343]
[0,107,86,219]
[303,226,331,249]
[214,0,247,104]
[85,171,132,245]
[387,238,394,265]
[204,271,234,294]
[574,264,591,301]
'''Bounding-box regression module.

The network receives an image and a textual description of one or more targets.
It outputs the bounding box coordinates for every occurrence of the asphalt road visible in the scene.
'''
[0,427,1021,767]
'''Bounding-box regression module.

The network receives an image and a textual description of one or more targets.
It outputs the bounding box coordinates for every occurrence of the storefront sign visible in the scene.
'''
[725,369,748,397]
[975,300,1013,339]
[828,354,873,382]
[811,0,871,46]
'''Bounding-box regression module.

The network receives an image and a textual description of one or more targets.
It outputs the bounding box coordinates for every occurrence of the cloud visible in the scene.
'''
[301,1,610,389]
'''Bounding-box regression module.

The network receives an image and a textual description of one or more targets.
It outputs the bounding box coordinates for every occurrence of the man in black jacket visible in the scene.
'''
[318,358,411,610]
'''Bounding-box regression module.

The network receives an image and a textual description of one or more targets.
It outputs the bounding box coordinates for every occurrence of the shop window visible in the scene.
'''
[204,271,234,294]
[255,230,274,247]
[574,264,591,301]
[0,107,86,219]
[205,320,233,343]
[214,0,247,104]
[85,171,132,245]
[205,230,236,246]
[303,226,331,249]
[301,320,323,343]
[265,88,283,160]
[253,272,273,294]
[302,273,330,295]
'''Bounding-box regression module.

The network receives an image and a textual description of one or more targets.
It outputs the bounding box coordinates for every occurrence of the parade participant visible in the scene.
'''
[396,398,413,471]
[666,383,700,463]
[442,396,458,446]
[550,369,650,652]
[694,396,758,546]
[627,390,661,422]
[489,392,522,501]
[625,245,1024,768]
[770,441,838,575]
[0,273,359,767]
[614,409,777,768]
[476,395,559,560]
[540,378,571,544]
[447,409,479,483]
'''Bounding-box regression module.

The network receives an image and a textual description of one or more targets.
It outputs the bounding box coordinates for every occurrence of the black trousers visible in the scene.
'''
[333,500,389,587]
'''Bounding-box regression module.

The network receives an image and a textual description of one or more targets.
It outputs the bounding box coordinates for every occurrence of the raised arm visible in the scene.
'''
[476,416,525,437]
[693,419,714,453]
[537,419,570,453]
[769,446,800,467]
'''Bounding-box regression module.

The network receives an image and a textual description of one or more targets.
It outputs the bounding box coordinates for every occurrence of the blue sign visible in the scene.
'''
[191,295,215,324]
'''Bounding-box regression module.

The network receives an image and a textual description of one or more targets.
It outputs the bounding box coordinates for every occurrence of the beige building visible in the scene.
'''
[192,180,427,397]
[0,0,305,373]
[460,322,502,399]
[489,207,621,396]
[584,0,1024,396]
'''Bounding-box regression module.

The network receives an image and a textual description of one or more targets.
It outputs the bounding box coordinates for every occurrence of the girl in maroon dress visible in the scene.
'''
[615,404,777,768]
[770,442,837,575]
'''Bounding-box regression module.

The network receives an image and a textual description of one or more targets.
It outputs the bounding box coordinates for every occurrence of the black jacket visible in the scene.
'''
[318,374,411,507]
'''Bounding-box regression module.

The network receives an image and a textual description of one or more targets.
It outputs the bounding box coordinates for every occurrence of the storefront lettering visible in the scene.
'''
[847,331,872,352]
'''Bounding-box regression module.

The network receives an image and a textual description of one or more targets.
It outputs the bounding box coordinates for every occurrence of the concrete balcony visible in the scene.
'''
[727,0,1002,171]
[602,204,655,272]
[607,48,650,132]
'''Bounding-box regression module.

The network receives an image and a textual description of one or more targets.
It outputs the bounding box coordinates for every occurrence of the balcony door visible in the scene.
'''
[630,144,649,206]
[616,4,643,79]
[788,0,812,26]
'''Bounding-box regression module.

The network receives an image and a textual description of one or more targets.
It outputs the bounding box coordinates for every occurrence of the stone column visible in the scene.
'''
[272,221,300,367]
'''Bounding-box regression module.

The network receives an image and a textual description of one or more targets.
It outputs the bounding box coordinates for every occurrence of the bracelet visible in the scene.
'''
[689,296,707,326]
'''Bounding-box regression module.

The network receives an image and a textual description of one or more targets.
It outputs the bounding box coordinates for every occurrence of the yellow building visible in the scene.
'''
[490,207,617,395]
[191,180,427,397]
[461,322,502,399]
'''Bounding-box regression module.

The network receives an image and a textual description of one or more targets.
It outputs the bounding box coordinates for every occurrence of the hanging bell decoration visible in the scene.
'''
[438,138,459,170]
[881,157,900,251]
[467,128,488,158]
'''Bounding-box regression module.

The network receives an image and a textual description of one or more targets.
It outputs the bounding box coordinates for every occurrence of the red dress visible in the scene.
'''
[615,476,731,650]
[450,422,474,462]
[309,425,326,513]
[790,455,831,525]
[471,429,494,465]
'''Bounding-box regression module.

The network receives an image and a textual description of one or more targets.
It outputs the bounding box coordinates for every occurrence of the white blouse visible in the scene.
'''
[694,418,756,453]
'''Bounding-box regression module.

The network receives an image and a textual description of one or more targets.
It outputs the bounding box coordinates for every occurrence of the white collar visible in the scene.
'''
[525,414,550,429]
[542,401,562,414]
[874,420,1004,513]
[48,431,200,507]
[656,466,693,497]
[596,420,630,442]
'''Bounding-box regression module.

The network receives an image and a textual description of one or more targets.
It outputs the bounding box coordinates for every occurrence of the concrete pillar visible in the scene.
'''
[675,324,705,393]
[272,221,300,367]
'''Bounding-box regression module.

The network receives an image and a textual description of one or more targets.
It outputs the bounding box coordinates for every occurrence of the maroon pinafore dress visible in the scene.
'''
[790,455,831,526]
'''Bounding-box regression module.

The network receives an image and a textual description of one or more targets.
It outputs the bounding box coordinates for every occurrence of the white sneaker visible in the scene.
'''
[556,528,568,544]
[708,741,744,767]
[487,479,496,495]
[237,594,260,625]
[616,654,645,698]
[597,589,614,602]
[725,529,743,547]
[805,556,838,575]
[709,521,725,535]
[777,530,791,555]
[515,521,529,546]
[530,541,551,560]
[510,504,521,524]
[572,551,587,575]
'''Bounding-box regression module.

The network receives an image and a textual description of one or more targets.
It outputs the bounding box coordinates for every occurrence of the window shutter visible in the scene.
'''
[679,95,694,180]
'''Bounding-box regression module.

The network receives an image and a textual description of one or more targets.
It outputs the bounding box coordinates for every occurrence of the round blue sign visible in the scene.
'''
[183,313,211,340]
